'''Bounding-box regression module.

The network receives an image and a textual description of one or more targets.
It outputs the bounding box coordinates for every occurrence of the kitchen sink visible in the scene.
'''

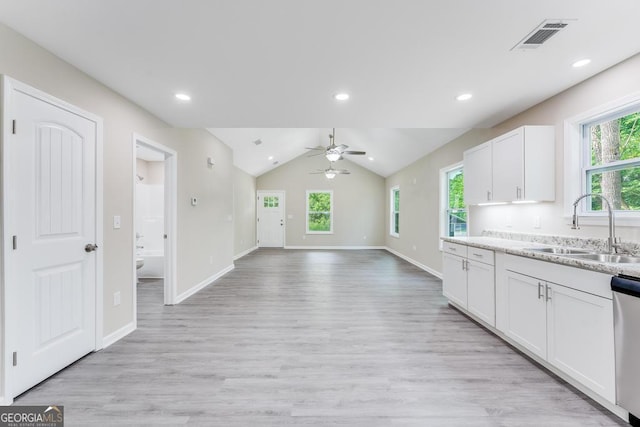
[564,253,640,264]
[525,247,594,255]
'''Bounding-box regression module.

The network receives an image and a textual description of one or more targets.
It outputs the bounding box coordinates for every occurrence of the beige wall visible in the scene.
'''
[257,152,386,247]
[233,167,257,257]
[390,53,640,275]
[0,23,237,343]
[384,129,492,273]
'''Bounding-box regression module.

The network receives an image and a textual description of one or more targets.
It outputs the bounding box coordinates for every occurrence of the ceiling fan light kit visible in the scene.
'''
[307,128,366,177]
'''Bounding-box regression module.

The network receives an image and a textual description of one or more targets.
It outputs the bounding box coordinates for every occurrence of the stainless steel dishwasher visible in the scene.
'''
[612,274,640,427]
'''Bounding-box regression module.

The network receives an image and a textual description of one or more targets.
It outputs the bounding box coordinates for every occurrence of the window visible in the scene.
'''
[390,186,400,237]
[262,196,279,208]
[440,163,467,240]
[306,190,333,233]
[582,109,640,212]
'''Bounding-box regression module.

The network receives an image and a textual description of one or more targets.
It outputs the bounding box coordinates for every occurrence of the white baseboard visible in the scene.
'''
[175,263,235,304]
[233,246,258,260]
[284,245,386,250]
[102,321,136,349]
[384,247,442,279]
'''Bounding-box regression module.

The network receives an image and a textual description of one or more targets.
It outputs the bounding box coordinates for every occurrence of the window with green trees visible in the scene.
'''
[390,186,400,236]
[583,109,640,211]
[306,190,333,233]
[446,166,467,236]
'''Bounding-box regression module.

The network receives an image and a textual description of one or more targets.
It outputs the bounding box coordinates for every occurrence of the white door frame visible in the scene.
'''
[0,76,104,404]
[257,190,286,247]
[132,134,177,309]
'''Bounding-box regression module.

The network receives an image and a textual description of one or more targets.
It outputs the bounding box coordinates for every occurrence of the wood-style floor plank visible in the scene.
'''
[15,249,626,426]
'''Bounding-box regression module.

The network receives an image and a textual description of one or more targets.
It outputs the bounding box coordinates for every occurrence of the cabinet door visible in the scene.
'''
[463,142,492,205]
[547,283,615,403]
[442,253,467,308]
[492,129,524,202]
[504,271,547,358]
[467,260,495,326]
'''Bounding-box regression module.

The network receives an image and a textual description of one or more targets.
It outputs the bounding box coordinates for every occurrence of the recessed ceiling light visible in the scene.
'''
[268,156,274,160]
[368,157,375,161]
[456,93,473,101]
[572,59,591,68]
[334,93,350,101]
[175,93,191,101]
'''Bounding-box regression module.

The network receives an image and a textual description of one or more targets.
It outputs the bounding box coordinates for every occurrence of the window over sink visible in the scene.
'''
[565,93,640,226]
[582,109,640,212]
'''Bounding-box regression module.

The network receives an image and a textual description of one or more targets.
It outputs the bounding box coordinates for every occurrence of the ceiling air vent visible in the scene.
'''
[252,139,263,146]
[512,20,571,50]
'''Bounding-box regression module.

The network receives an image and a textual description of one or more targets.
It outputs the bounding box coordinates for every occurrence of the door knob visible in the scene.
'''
[85,243,98,253]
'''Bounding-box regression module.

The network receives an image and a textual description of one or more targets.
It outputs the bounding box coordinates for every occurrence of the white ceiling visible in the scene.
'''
[1,0,639,176]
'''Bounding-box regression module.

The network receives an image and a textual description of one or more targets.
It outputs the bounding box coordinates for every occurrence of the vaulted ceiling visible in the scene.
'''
[1,0,639,176]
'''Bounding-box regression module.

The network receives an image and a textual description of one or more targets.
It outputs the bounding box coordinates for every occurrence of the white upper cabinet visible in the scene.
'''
[463,141,492,205]
[464,125,555,205]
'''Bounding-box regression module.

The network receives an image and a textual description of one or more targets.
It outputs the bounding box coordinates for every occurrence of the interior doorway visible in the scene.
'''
[132,135,177,313]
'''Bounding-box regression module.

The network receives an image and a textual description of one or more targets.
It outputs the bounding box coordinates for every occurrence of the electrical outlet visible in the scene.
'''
[363,235,367,240]
[412,245,417,251]
[533,215,541,229]
[209,255,213,265]
[113,291,121,306]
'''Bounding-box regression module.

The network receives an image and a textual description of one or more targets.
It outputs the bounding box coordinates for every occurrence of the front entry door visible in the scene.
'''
[5,79,100,397]
[257,191,285,247]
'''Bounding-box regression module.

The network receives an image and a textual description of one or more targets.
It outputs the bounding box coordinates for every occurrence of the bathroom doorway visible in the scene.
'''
[132,134,177,319]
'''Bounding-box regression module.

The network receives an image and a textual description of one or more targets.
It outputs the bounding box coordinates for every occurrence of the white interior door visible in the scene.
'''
[6,81,99,397]
[257,191,284,247]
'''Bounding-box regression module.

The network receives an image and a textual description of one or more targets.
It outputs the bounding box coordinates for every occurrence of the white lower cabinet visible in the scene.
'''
[442,251,468,308]
[442,242,495,326]
[502,259,615,403]
[504,271,547,358]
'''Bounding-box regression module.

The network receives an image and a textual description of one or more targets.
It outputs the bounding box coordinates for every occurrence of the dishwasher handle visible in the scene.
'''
[611,274,640,298]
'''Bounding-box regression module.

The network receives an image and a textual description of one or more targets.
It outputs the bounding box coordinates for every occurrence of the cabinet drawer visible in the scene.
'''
[467,247,494,265]
[443,242,467,257]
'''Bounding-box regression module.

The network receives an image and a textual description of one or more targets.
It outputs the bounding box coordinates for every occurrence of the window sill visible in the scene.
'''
[306,231,334,235]
[389,233,400,238]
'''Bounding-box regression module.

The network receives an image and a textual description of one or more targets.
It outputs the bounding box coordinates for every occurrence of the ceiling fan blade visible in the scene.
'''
[309,171,325,174]
[336,170,351,174]
[307,152,324,157]
[336,144,349,150]
[305,147,324,150]
[342,150,366,155]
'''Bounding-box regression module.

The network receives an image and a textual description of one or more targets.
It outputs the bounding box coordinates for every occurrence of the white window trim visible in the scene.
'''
[439,161,467,250]
[306,190,333,234]
[390,185,400,237]
[564,90,640,227]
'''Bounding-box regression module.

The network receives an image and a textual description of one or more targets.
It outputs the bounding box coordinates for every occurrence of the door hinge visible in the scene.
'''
[164,234,167,239]
[12,352,17,366]
[12,235,17,250]
[12,120,16,134]
[257,218,259,222]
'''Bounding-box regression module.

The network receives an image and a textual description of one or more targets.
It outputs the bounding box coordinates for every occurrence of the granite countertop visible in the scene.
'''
[442,235,640,277]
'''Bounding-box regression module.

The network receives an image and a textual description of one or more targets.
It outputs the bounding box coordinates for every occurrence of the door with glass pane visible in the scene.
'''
[257,191,285,247]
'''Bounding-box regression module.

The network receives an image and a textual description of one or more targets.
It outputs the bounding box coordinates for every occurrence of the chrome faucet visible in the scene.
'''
[572,193,621,254]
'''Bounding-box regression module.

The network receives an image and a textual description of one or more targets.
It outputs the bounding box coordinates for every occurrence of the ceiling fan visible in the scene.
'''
[310,162,351,179]
[307,128,366,162]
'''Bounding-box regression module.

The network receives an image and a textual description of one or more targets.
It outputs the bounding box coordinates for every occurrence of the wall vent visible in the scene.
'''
[512,20,571,50]
[253,139,263,146]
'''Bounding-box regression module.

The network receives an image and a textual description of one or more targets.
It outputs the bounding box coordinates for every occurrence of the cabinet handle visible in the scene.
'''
[449,247,457,252]
[538,282,543,300]
[461,259,465,271]
[546,285,552,302]
[487,190,491,201]
[516,186,522,200]
[472,253,483,258]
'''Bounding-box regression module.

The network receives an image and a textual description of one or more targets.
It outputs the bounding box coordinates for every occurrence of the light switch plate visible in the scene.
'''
[113,215,121,229]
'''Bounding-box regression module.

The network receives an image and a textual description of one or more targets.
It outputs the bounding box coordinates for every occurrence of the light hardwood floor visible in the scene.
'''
[15,249,626,426]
